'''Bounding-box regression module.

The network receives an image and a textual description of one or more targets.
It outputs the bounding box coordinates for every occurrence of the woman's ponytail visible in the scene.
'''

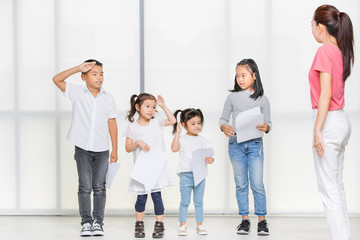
[337,12,354,81]
[314,5,354,81]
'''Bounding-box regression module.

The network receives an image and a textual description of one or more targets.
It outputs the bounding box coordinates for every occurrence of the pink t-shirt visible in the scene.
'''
[308,44,344,110]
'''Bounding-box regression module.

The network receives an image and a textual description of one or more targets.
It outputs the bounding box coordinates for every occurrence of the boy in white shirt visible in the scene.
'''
[53,59,118,237]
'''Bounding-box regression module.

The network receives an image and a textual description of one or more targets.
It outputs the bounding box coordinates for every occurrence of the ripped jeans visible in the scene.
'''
[228,136,267,216]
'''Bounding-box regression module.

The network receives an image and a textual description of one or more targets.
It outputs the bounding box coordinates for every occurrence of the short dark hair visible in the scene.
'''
[229,58,264,100]
[82,59,103,74]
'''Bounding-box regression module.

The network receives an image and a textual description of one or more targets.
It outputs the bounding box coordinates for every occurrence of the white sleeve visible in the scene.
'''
[123,123,134,139]
[108,96,118,119]
[64,83,81,101]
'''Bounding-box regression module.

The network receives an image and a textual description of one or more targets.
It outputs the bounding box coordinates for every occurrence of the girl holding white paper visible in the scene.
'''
[171,108,214,236]
[219,59,271,236]
[125,93,176,238]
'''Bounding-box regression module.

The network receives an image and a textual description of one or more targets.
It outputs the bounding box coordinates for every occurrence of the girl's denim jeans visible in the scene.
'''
[178,172,205,223]
[228,136,267,216]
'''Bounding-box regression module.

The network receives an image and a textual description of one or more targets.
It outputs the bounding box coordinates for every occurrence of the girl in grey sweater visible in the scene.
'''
[219,59,271,236]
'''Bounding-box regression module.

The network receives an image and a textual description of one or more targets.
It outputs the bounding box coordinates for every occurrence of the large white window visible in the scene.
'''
[1,0,359,214]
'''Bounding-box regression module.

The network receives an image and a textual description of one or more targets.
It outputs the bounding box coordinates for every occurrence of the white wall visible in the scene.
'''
[1,0,359,215]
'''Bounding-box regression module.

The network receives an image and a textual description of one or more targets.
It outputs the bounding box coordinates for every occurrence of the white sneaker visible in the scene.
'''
[80,223,92,237]
[91,219,104,236]
[177,224,187,236]
[197,225,208,235]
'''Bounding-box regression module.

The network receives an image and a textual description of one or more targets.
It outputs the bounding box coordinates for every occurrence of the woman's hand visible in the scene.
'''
[256,123,270,133]
[137,140,150,152]
[313,129,324,158]
[221,124,235,137]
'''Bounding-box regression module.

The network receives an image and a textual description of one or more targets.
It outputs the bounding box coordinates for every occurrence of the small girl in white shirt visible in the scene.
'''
[171,108,214,236]
[125,93,176,239]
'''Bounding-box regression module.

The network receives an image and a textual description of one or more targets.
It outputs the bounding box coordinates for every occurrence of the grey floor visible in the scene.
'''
[2,215,360,240]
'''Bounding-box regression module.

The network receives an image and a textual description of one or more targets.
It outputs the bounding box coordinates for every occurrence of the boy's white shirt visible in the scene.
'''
[64,83,117,152]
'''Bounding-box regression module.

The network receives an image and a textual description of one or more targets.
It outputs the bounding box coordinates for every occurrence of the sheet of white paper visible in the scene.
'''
[130,148,167,192]
[235,106,264,143]
[192,148,214,187]
[106,162,121,189]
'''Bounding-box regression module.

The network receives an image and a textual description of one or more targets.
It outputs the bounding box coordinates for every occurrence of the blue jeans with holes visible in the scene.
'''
[179,172,205,223]
[228,136,267,216]
[74,146,109,225]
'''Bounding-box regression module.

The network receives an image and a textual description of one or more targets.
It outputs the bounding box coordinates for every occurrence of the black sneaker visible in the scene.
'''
[236,219,251,234]
[91,219,104,236]
[257,220,270,235]
[80,222,92,237]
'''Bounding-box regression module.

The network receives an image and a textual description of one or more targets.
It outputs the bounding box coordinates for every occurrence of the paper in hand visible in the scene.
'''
[192,148,214,187]
[106,162,121,189]
[130,148,167,192]
[235,106,264,143]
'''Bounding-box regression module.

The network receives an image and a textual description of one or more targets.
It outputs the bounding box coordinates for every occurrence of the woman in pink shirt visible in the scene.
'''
[309,4,354,240]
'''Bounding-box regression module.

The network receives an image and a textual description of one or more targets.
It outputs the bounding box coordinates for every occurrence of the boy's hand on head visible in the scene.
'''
[137,140,150,152]
[110,151,118,163]
[157,95,165,108]
[205,157,214,164]
[79,61,96,73]
[256,123,270,133]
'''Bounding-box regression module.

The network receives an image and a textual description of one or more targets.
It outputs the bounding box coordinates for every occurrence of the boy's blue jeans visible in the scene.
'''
[179,172,205,223]
[228,136,267,216]
[74,146,109,225]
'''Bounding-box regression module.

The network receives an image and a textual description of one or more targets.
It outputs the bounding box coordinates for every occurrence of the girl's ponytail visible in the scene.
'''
[127,94,138,122]
[172,110,182,134]
[337,12,354,81]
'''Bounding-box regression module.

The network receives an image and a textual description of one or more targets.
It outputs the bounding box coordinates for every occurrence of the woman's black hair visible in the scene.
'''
[126,93,157,122]
[172,108,204,134]
[229,58,264,100]
[314,4,354,81]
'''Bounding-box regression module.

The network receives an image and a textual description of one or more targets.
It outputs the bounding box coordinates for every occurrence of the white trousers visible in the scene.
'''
[313,109,351,240]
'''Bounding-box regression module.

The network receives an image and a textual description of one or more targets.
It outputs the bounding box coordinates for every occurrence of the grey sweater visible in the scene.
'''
[219,90,272,132]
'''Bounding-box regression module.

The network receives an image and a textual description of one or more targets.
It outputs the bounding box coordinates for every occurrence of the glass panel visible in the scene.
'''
[58,0,139,112]
[0,0,14,111]
[19,117,56,210]
[17,0,55,111]
[0,118,16,209]
[144,0,230,212]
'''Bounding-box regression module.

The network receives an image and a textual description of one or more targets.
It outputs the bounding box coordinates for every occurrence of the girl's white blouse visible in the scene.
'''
[125,117,173,194]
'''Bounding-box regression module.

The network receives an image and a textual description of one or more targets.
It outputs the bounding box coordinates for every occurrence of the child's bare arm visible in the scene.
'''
[171,122,181,152]
[108,118,118,163]
[157,95,176,126]
[52,61,95,92]
[125,137,150,152]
